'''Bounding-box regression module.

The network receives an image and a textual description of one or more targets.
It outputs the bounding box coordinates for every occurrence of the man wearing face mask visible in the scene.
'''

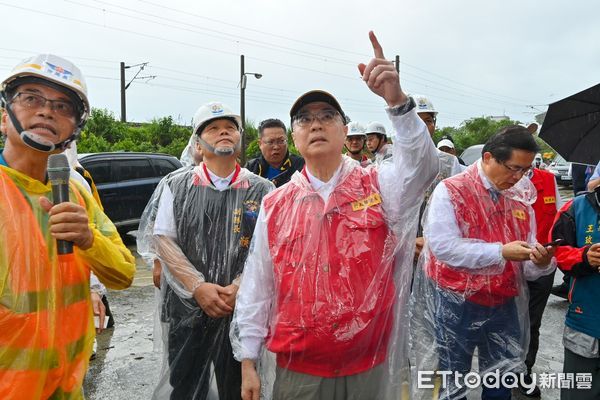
[146,102,274,400]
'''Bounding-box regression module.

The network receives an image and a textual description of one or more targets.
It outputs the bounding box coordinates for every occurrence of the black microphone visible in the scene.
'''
[47,153,73,254]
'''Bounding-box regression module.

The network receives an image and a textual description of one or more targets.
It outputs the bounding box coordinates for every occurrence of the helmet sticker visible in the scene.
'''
[210,103,225,115]
[44,62,74,82]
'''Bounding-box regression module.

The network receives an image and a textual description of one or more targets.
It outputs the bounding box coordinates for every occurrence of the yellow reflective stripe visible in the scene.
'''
[0,345,59,370]
[0,289,52,314]
[48,386,83,400]
[63,283,89,307]
[65,335,90,362]
[0,282,89,314]
[0,334,90,372]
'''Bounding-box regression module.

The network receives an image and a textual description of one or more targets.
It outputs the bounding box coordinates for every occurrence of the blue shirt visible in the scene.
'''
[0,150,7,167]
[266,165,281,180]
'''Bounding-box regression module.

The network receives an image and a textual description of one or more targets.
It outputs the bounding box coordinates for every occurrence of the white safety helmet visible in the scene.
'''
[365,121,387,138]
[192,102,242,136]
[0,54,90,152]
[412,94,438,117]
[346,121,366,137]
[1,54,89,122]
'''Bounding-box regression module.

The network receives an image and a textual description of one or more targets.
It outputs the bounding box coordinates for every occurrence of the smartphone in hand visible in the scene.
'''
[541,238,564,247]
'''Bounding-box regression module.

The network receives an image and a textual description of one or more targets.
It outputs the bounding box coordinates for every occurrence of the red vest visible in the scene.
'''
[530,168,558,243]
[263,164,396,377]
[425,165,531,306]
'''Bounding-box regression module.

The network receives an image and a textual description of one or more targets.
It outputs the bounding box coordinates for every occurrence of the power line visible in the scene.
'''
[0,2,542,111]
[82,0,532,107]
[76,0,359,66]
[0,2,538,123]
[132,0,539,104]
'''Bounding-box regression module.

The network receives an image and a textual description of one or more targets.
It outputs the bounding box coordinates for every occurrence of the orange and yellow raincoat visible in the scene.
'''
[0,165,135,399]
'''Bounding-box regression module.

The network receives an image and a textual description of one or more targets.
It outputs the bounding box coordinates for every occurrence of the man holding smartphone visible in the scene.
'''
[415,126,557,399]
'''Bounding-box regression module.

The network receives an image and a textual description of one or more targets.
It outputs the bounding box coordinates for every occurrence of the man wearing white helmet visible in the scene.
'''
[365,120,392,164]
[412,94,462,257]
[532,153,546,170]
[143,101,274,399]
[345,121,371,167]
[437,139,466,172]
[0,54,135,399]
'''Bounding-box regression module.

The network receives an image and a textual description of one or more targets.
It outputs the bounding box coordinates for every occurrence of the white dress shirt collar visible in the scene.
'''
[305,163,343,201]
[206,167,236,191]
[477,160,499,191]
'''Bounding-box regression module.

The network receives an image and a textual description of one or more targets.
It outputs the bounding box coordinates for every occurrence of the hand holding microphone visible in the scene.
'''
[40,154,94,251]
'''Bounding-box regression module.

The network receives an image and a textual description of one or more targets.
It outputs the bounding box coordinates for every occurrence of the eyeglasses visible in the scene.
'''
[293,109,340,127]
[498,159,531,176]
[11,92,77,118]
[262,139,287,146]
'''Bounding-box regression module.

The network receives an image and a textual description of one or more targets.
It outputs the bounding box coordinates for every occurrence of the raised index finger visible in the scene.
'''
[369,31,385,59]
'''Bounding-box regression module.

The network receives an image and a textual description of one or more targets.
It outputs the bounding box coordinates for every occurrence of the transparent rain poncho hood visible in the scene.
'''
[230,109,440,400]
[137,163,273,400]
[409,162,555,400]
[179,133,199,167]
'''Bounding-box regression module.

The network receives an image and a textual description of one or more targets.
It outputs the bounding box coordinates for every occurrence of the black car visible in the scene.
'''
[79,152,182,233]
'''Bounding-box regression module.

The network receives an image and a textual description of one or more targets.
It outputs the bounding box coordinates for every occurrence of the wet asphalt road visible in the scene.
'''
[83,188,575,400]
[83,235,160,400]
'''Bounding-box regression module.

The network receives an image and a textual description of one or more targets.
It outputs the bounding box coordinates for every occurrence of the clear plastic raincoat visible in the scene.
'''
[231,108,439,400]
[0,164,135,399]
[179,134,200,167]
[373,142,393,165]
[418,150,462,236]
[409,161,556,399]
[137,163,273,400]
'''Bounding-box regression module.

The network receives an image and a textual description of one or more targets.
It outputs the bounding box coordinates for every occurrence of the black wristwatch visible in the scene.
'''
[386,96,415,116]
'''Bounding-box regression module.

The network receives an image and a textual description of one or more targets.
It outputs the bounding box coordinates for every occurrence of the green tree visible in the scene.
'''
[434,117,519,154]
[82,108,127,143]
[78,108,193,157]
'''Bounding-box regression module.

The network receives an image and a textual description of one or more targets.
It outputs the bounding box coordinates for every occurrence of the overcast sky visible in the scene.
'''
[1,0,598,132]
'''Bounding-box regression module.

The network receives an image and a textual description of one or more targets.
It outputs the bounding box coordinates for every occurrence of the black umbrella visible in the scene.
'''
[539,83,600,165]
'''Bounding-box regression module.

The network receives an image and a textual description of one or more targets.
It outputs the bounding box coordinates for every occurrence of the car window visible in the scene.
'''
[552,155,567,165]
[152,158,179,176]
[83,161,111,184]
[114,158,155,181]
[460,145,484,165]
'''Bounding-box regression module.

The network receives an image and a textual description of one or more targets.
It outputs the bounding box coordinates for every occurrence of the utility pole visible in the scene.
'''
[240,54,246,165]
[238,55,263,165]
[240,54,262,165]
[119,62,155,123]
[120,62,126,122]
[395,55,400,74]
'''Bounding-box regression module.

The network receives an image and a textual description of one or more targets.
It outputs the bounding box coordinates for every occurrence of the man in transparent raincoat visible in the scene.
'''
[139,101,274,400]
[412,126,557,400]
[0,54,135,399]
[412,94,462,258]
[231,31,439,400]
